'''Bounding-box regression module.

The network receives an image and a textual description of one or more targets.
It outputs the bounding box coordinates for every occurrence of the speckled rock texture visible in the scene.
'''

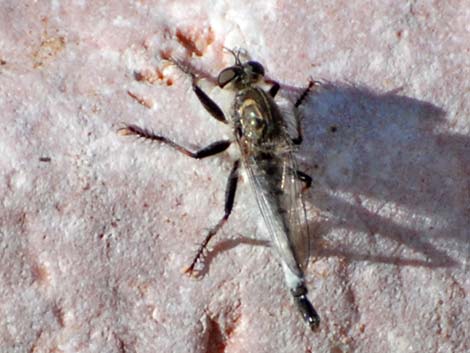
[0,1,468,353]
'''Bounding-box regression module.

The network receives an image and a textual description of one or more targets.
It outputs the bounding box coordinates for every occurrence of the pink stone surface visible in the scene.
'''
[0,1,469,352]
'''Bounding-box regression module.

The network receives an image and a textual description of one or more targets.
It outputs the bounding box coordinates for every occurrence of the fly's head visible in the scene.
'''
[217,49,265,90]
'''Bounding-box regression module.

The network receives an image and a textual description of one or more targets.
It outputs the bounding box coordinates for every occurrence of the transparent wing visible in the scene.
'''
[285,162,311,270]
[242,146,310,276]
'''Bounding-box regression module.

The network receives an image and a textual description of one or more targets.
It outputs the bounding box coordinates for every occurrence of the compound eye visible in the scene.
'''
[218,66,243,88]
[247,61,265,76]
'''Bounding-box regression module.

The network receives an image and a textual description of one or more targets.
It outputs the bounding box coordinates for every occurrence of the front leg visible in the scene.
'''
[192,84,227,123]
[170,58,228,124]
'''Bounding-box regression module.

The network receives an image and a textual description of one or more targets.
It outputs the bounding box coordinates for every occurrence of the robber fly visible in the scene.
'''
[118,49,320,330]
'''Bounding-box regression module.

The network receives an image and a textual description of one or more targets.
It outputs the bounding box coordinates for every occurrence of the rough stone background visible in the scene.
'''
[0,1,469,353]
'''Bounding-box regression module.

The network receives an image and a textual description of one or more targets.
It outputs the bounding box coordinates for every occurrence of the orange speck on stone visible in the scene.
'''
[127,91,153,109]
[175,26,215,57]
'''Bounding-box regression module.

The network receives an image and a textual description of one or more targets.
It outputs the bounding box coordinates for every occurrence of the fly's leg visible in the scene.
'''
[192,81,227,123]
[170,58,228,123]
[119,124,237,274]
[184,160,240,276]
[266,79,280,98]
[118,125,231,159]
[295,80,318,108]
[296,170,312,192]
[292,80,320,145]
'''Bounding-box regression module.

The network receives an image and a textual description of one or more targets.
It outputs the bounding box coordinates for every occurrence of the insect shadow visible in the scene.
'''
[192,235,271,278]
[284,81,465,269]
